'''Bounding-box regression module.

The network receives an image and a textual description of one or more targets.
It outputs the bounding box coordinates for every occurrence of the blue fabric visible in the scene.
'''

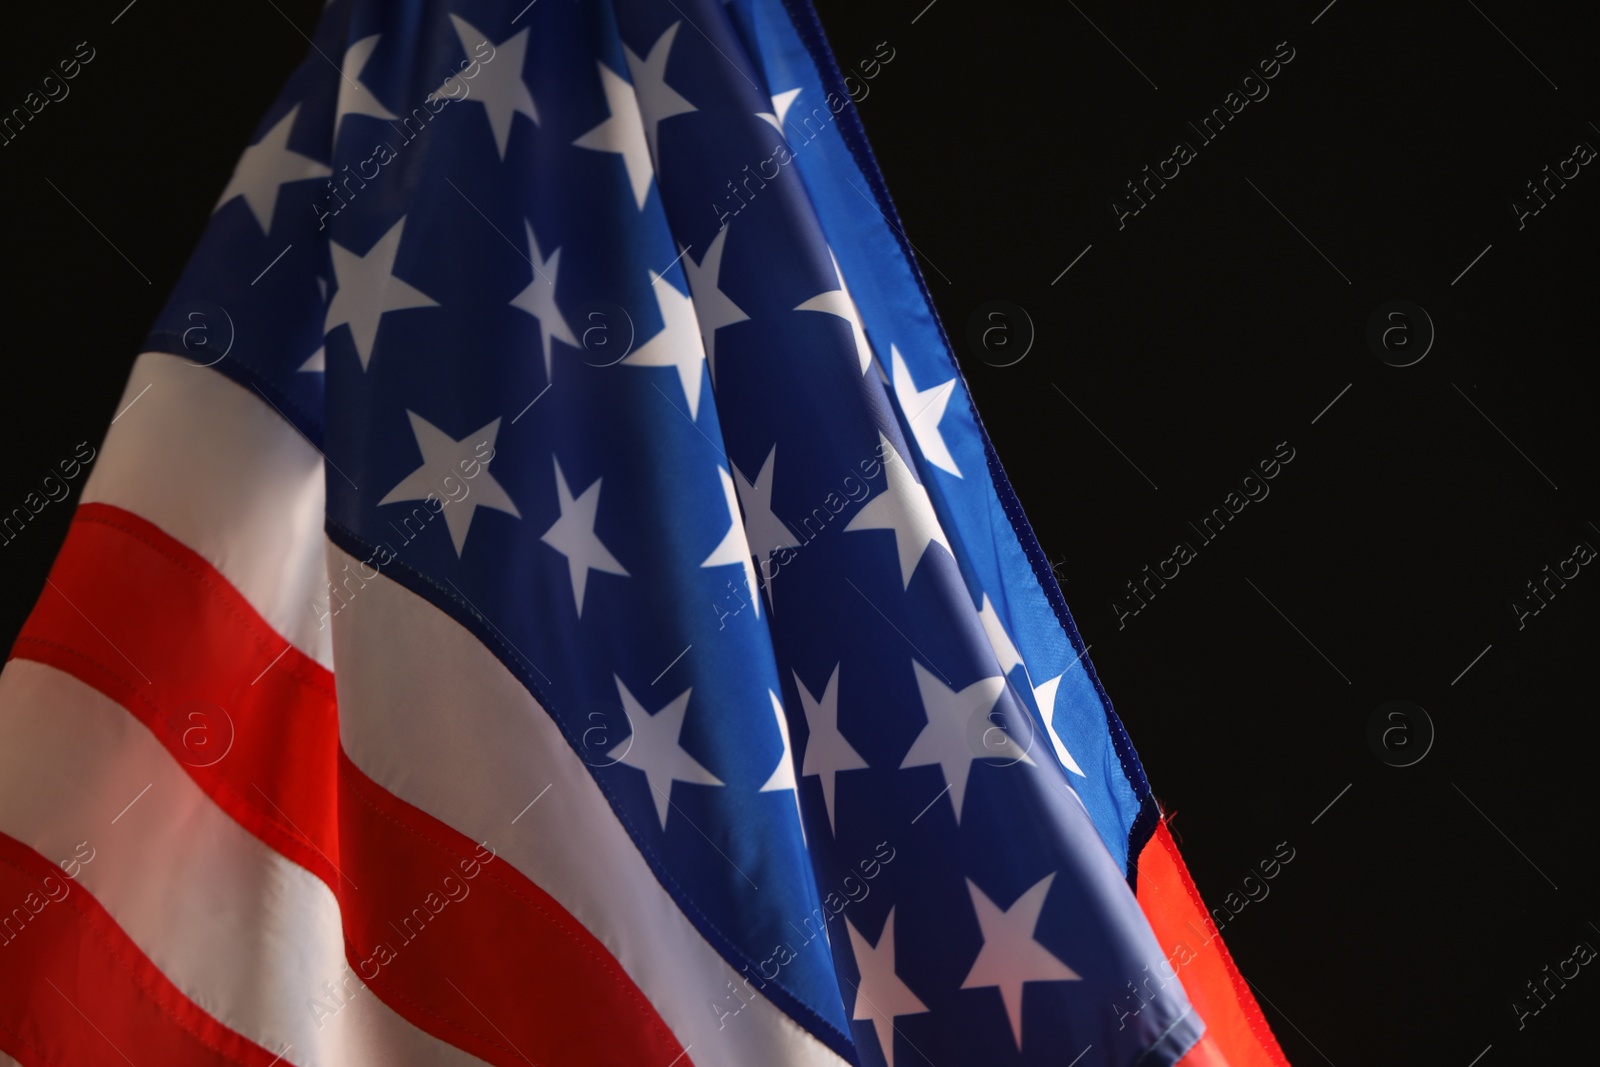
[143,1,1197,1062]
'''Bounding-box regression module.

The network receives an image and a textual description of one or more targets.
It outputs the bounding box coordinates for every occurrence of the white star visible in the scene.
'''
[332,36,397,143]
[890,345,961,478]
[732,446,800,612]
[757,87,803,134]
[961,874,1080,1050]
[760,689,798,794]
[214,105,330,233]
[509,221,578,382]
[1030,673,1087,778]
[760,690,805,838]
[795,665,867,834]
[378,413,520,557]
[325,217,439,370]
[900,661,1033,824]
[844,908,928,1067]
[844,435,952,588]
[622,23,697,165]
[795,249,872,374]
[681,226,748,386]
[609,677,723,829]
[624,270,708,419]
[541,456,629,618]
[702,465,761,619]
[574,62,655,210]
[441,17,538,159]
[977,592,1087,777]
[976,593,1024,675]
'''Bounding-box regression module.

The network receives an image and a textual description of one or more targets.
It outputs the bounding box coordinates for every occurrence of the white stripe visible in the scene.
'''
[81,352,333,669]
[0,659,487,1067]
[329,543,851,1067]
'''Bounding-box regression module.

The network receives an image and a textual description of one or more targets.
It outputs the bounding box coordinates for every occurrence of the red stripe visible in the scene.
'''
[0,831,283,1067]
[1136,820,1290,1067]
[337,748,685,1065]
[11,502,342,890]
[9,503,688,1066]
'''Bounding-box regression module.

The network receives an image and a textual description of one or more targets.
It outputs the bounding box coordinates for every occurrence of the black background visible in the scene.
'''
[2,1,1596,1063]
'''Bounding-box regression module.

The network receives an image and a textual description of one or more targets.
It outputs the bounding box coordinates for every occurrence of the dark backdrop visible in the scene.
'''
[3,2,1596,1063]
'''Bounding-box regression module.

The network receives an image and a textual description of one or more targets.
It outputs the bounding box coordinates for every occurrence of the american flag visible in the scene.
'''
[0,1,1288,1065]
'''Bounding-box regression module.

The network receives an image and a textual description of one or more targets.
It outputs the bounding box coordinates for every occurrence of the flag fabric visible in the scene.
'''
[0,1,1289,1065]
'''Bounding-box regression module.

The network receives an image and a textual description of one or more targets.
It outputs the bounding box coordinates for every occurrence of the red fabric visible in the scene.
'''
[12,502,342,889]
[1138,821,1292,1067]
[7,503,688,1067]
[0,831,283,1067]
[335,746,686,1065]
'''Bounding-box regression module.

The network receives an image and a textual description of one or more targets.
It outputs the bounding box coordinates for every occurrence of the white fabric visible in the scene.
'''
[329,543,851,1067]
[81,352,334,669]
[0,659,486,1067]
